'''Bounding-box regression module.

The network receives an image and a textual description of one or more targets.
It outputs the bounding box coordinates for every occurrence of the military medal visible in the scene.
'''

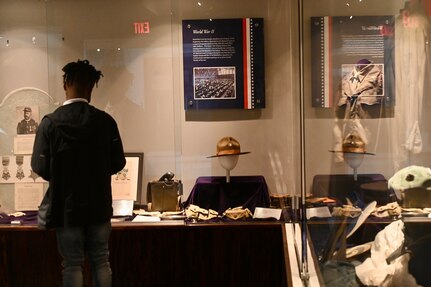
[15,155,25,180]
[2,156,11,181]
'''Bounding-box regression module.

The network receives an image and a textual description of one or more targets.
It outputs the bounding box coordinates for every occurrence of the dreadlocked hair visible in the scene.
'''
[62,59,103,89]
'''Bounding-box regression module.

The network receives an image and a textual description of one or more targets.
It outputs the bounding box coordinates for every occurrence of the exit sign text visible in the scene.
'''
[134,22,150,34]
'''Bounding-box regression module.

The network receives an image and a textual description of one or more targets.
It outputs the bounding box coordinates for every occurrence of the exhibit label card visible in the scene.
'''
[14,183,44,211]
[182,18,265,110]
[111,156,140,201]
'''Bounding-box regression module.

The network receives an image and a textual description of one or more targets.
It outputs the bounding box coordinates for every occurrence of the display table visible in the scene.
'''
[311,174,395,205]
[1,216,431,286]
[0,221,287,287]
[184,176,271,213]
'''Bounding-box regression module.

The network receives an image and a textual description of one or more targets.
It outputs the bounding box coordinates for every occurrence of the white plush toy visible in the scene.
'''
[388,165,431,191]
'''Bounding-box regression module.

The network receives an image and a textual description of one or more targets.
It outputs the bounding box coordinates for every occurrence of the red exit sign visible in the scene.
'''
[134,22,150,34]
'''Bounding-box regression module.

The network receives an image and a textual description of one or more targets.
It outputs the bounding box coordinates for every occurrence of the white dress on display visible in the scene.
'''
[393,2,431,170]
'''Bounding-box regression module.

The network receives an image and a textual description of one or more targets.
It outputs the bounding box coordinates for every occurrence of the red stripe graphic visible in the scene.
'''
[243,18,248,109]
[328,16,333,107]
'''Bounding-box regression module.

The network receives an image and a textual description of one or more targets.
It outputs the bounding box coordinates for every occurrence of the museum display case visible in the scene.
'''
[1,0,431,286]
[300,0,431,286]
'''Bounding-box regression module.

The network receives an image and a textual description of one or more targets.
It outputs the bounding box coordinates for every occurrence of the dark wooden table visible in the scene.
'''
[0,221,287,287]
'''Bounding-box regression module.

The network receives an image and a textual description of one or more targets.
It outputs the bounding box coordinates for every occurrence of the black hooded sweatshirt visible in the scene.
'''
[31,101,126,228]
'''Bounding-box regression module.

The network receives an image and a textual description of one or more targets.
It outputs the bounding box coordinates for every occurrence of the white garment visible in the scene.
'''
[355,220,421,287]
[393,3,431,169]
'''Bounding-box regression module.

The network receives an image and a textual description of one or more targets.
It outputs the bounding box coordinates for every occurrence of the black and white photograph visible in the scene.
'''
[193,67,236,100]
[340,61,384,105]
[15,106,40,135]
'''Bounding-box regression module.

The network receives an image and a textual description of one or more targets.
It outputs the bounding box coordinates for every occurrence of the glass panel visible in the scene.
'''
[0,0,52,213]
[176,0,301,204]
[0,0,301,219]
[45,0,178,182]
[0,0,179,212]
[302,0,431,286]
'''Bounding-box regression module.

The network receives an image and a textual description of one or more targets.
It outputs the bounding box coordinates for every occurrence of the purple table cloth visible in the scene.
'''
[0,211,38,225]
[184,176,270,214]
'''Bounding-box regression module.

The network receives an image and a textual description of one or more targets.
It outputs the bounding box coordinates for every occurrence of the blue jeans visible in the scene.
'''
[56,222,112,287]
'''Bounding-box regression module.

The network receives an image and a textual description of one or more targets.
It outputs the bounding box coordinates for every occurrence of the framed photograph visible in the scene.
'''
[15,105,40,135]
[111,152,144,204]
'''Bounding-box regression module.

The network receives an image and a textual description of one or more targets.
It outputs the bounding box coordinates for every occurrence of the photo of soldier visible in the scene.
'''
[16,106,39,135]
[338,59,384,108]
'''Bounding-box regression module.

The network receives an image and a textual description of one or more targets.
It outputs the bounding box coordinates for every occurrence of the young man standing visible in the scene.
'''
[31,59,126,287]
